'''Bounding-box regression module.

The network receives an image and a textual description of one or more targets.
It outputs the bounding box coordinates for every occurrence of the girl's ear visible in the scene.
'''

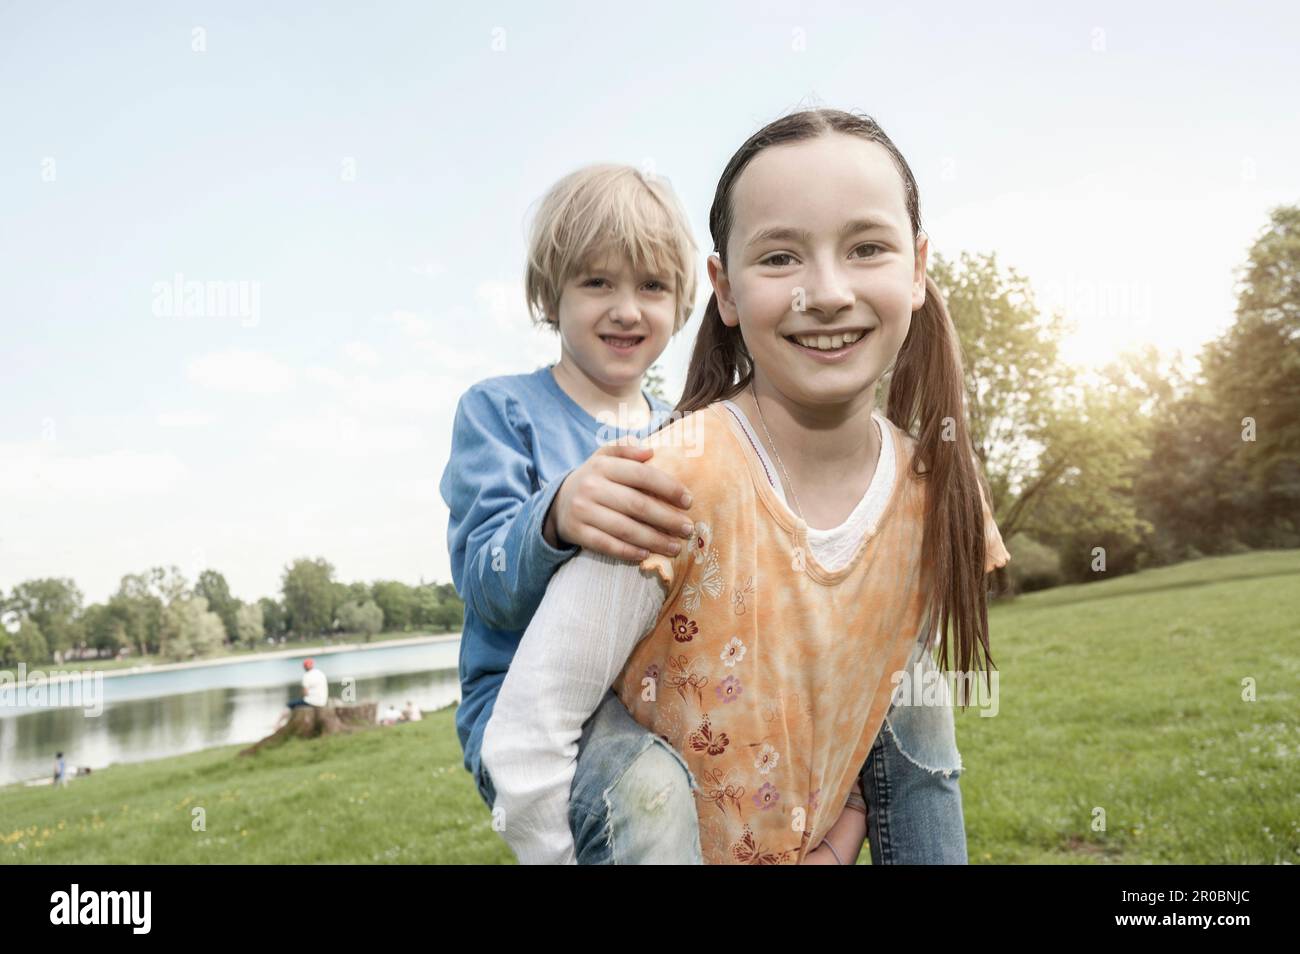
[912,232,930,311]
[707,253,740,328]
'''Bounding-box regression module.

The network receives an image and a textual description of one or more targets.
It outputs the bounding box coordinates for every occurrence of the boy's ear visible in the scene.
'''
[912,232,929,311]
[707,254,740,328]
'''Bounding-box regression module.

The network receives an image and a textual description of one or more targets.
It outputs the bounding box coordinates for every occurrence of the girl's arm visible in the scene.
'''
[802,779,869,865]
[479,549,667,864]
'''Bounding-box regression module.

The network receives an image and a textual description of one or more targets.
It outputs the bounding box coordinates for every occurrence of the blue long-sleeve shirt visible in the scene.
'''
[438,363,674,796]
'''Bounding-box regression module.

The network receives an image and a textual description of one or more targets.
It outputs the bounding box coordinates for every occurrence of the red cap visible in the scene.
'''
[303,658,314,669]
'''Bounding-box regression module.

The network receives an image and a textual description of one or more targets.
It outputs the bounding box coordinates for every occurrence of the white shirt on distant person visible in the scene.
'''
[302,668,328,706]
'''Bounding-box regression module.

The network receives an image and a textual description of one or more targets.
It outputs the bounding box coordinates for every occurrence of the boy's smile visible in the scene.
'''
[598,331,647,354]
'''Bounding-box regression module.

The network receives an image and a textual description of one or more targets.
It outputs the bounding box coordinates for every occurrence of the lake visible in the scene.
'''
[0,635,461,787]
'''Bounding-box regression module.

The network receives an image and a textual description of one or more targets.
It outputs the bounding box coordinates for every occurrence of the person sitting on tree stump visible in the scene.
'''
[287,658,328,709]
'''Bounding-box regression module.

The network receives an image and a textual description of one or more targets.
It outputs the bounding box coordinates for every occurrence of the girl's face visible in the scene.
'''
[708,132,928,410]
[555,247,677,393]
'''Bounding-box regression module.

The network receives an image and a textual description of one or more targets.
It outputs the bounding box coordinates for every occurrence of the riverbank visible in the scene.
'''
[1,631,460,687]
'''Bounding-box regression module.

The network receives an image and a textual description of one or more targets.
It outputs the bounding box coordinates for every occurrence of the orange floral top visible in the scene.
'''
[610,403,1010,864]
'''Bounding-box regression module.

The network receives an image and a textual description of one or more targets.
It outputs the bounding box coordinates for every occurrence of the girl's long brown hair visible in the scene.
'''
[676,108,998,688]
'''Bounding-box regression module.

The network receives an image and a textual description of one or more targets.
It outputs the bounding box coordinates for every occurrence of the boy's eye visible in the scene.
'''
[643,280,670,292]
[760,253,796,267]
[583,277,609,287]
[851,243,884,259]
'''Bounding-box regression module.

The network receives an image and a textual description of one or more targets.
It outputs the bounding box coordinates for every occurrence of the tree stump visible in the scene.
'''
[239,702,378,756]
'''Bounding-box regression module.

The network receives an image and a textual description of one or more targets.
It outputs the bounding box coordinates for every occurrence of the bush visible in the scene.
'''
[1005,534,1062,593]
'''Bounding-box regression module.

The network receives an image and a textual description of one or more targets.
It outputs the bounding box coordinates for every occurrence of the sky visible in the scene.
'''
[2,1,1298,606]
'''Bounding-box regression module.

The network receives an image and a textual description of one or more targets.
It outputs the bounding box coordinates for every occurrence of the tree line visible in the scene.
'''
[905,204,1299,591]
[0,559,464,666]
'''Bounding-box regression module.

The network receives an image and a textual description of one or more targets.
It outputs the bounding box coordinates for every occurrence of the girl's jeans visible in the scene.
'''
[477,687,968,864]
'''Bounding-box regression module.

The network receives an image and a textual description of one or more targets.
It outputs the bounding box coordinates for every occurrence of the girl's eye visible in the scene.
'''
[851,243,884,259]
[643,280,670,292]
[584,277,609,287]
[760,253,797,267]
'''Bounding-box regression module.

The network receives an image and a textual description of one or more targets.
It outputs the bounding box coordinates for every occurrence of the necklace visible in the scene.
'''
[749,381,805,521]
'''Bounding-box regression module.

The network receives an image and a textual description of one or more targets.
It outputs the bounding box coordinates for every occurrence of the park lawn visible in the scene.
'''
[3,550,1297,864]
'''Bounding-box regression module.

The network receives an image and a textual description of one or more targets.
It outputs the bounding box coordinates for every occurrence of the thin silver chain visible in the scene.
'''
[749,380,805,521]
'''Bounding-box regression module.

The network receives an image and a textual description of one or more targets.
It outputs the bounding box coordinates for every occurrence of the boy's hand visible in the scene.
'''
[543,439,695,562]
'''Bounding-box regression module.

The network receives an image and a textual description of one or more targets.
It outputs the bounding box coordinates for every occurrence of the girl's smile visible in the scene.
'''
[783,326,876,362]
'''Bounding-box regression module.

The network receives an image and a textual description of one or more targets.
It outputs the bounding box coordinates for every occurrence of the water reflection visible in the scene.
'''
[0,637,462,787]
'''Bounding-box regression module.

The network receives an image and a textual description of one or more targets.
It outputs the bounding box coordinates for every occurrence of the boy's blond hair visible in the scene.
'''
[525,164,698,333]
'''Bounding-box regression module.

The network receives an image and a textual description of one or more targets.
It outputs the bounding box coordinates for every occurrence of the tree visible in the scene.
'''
[81,603,130,658]
[281,558,338,637]
[1199,204,1300,545]
[885,251,1150,586]
[195,570,240,644]
[113,566,189,656]
[336,600,383,641]
[5,578,84,659]
[235,602,264,648]
[159,595,225,661]
[4,619,49,667]
[371,580,414,631]
[643,363,669,402]
[412,585,441,628]
[258,597,286,640]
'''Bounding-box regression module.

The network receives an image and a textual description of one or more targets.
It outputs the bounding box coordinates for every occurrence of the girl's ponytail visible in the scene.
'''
[675,292,752,416]
[889,273,998,692]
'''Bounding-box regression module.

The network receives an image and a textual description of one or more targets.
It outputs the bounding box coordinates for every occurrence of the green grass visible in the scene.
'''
[3,550,1297,864]
[1,705,511,864]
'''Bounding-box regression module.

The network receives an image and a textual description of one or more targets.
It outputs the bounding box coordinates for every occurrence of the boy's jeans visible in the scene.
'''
[478,688,967,864]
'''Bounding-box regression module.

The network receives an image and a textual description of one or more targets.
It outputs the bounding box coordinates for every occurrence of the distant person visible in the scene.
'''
[53,752,67,788]
[381,703,401,725]
[402,700,422,723]
[287,658,328,709]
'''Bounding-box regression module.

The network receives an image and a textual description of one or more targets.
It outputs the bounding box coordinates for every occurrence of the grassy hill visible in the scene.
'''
[4,550,1297,864]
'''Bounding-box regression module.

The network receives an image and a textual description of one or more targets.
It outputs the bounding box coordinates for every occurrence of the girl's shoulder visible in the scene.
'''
[642,403,750,484]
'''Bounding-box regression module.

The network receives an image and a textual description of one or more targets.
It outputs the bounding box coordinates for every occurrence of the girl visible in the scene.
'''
[481,108,1010,864]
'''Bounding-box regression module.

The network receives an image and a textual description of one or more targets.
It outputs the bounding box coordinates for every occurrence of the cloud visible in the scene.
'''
[188,350,296,394]
[343,341,380,367]
[0,442,188,496]
[378,309,433,338]
[304,366,348,390]
[264,415,425,454]
[477,279,527,333]
[156,411,216,428]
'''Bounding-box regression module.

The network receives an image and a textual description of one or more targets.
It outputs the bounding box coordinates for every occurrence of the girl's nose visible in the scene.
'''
[801,262,855,317]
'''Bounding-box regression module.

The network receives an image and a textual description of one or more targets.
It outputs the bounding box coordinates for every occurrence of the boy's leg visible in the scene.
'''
[860,697,968,865]
[568,689,703,864]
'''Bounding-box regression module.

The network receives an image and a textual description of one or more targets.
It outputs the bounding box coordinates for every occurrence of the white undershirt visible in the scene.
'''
[478,401,927,865]
[719,400,895,570]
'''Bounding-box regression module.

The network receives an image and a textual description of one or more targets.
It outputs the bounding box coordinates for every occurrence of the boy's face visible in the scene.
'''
[554,247,677,394]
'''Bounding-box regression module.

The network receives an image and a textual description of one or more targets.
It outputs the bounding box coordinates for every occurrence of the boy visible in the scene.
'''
[440,164,702,863]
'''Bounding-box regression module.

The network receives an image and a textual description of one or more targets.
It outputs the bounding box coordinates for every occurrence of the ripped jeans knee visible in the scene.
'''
[570,690,703,864]
[861,697,968,865]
